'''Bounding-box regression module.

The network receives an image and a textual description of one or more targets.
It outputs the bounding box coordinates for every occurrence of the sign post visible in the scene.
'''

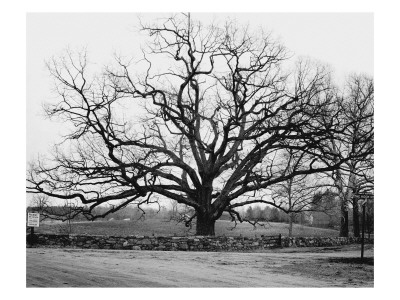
[27,213,40,246]
[27,213,40,227]
[360,199,367,262]
[355,192,373,263]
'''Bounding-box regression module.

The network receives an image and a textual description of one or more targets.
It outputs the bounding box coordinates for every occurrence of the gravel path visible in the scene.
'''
[26,245,373,287]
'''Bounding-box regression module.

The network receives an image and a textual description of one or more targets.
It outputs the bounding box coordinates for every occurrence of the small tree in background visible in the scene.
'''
[245,206,254,220]
[28,195,50,217]
[270,149,325,236]
[310,189,340,229]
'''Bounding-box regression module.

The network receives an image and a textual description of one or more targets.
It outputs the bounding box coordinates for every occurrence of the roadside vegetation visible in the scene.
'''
[28,198,371,238]
[35,218,339,237]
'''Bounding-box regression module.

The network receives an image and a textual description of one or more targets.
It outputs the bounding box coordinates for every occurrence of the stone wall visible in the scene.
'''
[27,234,373,251]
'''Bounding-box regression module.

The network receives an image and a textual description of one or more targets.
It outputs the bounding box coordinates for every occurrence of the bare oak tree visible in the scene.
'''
[27,14,371,235]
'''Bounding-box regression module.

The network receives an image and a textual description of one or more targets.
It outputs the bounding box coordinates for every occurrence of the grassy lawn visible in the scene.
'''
[35,218,339,238]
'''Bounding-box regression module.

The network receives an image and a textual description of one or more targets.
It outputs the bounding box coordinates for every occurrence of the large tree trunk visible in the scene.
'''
[335,169,349,237]
[287,182,293,237]
[196,213,216,236]
[344,172,357,237]
[288,212,295,237]
[340,208,349,237]
[195,179,216,236]
[352,197,360,237]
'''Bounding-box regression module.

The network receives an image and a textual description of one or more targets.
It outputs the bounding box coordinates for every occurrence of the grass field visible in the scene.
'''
[35,218,339,237]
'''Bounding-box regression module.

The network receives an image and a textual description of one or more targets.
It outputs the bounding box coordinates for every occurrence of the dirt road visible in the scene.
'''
[26,245,373,287]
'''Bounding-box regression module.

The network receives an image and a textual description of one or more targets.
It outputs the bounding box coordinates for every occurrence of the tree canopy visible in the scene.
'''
[27,14,373,235]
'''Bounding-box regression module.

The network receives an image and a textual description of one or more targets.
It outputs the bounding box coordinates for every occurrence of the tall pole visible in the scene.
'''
[361,201,366,262]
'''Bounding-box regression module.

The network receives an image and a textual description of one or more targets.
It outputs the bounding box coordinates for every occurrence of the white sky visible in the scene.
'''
[26,12,373,161]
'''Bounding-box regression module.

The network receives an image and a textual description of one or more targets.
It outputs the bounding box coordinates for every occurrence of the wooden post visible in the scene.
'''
[27,226,34,246]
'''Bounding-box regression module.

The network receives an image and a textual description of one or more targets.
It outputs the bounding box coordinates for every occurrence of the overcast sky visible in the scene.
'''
[26,13,373,161]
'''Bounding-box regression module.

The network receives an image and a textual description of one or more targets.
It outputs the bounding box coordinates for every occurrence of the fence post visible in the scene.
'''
[278,234,282,247]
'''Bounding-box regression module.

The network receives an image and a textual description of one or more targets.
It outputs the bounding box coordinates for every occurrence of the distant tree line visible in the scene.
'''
[242,188,373,235]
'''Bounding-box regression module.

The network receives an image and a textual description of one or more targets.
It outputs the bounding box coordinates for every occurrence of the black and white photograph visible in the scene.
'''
[24,10,376,288]
[3,0,397,295]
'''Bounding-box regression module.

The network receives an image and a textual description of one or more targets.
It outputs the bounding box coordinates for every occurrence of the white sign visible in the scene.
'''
[27,213,40,227]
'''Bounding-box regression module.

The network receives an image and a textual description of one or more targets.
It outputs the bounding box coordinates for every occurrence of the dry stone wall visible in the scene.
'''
[27,234,373,251]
